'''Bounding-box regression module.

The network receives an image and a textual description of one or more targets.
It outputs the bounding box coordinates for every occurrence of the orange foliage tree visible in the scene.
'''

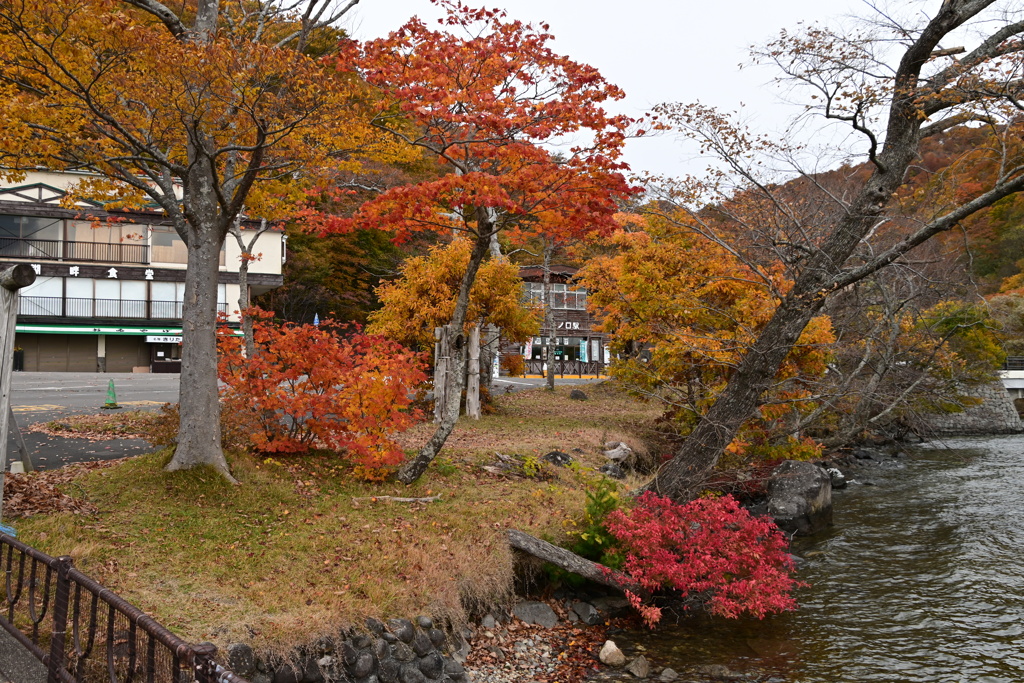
[0,0,406,481]
[218,311,428,479]
[343,1,636,483]
[580,217,834,464]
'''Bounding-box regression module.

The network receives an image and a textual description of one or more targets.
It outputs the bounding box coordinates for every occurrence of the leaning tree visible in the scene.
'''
[643,0,1024,499]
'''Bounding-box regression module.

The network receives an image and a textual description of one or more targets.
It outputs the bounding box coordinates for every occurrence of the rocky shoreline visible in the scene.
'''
[458,445,947,682]
[227,447,913,683]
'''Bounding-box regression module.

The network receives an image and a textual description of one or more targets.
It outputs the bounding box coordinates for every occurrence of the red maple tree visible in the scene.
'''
[340,1,636,482]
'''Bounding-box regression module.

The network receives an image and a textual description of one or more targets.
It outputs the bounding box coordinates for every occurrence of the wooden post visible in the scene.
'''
[466,324,481,419]
[8,406,32,473]
[0,264,36,523]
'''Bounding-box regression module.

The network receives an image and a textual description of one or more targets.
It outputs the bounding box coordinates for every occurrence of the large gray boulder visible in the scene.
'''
[512,600,559,628]
[766,460,833,535]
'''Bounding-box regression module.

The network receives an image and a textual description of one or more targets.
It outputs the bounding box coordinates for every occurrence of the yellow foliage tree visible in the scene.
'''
[368,239,540,355]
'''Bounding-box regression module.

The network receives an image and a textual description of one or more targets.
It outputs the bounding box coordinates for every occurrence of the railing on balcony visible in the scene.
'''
[19,296,227,319]
[0,237,149,264]
[1004,357,1024,371]
[523,289,588,310]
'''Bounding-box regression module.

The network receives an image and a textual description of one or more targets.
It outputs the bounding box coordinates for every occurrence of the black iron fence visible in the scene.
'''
[1,532,248,683]
[0,238,149,265]
[523,359,605,377]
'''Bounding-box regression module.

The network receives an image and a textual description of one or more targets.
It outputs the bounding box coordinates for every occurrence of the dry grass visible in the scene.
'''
[397,381,665,463]
[12,382,662,657]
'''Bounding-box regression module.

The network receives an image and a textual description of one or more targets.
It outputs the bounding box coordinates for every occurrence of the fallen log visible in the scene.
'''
[506,528,646,598]
[351,495,441,504]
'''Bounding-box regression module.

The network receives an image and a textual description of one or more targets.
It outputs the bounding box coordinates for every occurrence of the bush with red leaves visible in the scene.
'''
[219,311,427,478]
[605,492,802,627]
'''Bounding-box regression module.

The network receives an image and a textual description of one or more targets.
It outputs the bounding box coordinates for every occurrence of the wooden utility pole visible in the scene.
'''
[0,264,36,523]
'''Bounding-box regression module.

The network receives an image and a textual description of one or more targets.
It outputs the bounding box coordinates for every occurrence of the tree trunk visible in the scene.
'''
[507,529,643,596]
[229,219,269,360]
[650,181,920,499]
[165,225,236,482]
[645,295,823,498]
[432,326,451,424]
[480,324,498,395]
[397,224,492,483]
[235,245,255,360]
[0,264,34,523]
[466,324,481,419]
[651,167,928,499]
[542,242,556,391]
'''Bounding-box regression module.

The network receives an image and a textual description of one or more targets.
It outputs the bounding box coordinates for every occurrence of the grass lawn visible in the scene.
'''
[11,382,663,656]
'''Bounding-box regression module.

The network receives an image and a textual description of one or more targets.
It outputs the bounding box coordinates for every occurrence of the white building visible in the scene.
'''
[0,171,284,372]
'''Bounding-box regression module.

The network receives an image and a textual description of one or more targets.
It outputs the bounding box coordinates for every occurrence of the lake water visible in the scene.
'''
[607,435,1024,682]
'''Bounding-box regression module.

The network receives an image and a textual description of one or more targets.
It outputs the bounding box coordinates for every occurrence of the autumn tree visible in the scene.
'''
[258,220,416,326]
[643,0,1024,499]
[345,1,634,483]
[579,218,834,455]
[0,0,404,480]
[368,238,539,356]
[802,261,1005,445]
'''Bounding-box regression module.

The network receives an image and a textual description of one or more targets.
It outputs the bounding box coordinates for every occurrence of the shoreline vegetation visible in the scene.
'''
[6,383,664,664]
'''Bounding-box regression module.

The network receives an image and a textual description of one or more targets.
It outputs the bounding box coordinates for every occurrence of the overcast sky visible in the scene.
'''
[345,0,861,178]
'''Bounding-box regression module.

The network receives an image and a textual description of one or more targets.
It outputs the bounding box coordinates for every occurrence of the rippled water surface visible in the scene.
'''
[613,435,1024,682]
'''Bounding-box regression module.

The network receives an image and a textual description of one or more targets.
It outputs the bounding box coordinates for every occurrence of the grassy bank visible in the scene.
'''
[11,382,661,655]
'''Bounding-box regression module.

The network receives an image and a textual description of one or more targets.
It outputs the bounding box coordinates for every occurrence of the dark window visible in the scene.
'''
[0,214,62,240]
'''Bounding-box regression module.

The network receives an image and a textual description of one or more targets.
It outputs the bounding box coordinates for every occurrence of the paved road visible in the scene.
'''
[2,373,606,470]
[11,372,180,420]
[10,372,601,417]
[0,629,45,683]
[6,372,178,470]
[493,375,605,392]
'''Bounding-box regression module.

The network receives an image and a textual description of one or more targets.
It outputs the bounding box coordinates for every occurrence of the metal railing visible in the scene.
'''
[523,290,588,310]
[1,532,248,683]
[19,297,228,320]
[1003,357,1024,371]
[0,238,149,265]
[524,359,605,377]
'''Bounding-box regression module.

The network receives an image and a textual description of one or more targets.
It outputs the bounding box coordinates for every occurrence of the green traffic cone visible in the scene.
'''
[102,379,120,409]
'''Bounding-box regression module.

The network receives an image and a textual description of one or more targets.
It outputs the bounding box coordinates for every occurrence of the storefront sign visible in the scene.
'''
[145,335,182,343]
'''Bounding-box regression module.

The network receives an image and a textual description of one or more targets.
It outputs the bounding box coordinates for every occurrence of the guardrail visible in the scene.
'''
[524,359,605,377]
[1,532,248,683]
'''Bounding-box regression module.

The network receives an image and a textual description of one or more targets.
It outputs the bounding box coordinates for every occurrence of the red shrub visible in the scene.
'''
[605,492,801,627]
[218,312,428,476]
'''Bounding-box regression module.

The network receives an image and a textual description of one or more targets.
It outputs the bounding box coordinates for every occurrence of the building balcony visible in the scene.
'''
[20,296,227,320]
[523,290,588,310]
[0,237,149,265]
